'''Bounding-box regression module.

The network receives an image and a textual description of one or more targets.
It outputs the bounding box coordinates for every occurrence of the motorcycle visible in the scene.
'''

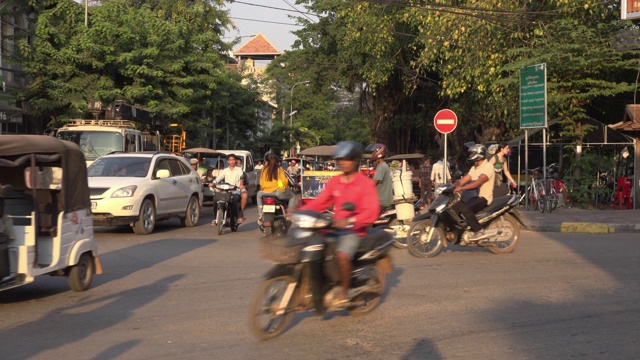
[260,194,290,237]
[406,184,523,258]
[249,205,395,340]
[211,182,240,235]
[374,193,428,249]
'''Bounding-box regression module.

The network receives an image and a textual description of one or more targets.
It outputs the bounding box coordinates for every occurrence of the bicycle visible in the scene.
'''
[518,168,547,213]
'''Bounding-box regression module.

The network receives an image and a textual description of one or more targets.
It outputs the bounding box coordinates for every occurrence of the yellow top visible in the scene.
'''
[260,167,288,193]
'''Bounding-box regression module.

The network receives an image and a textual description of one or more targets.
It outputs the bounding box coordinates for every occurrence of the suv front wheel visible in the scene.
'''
[181,195,200,227]
[133,198,156,235]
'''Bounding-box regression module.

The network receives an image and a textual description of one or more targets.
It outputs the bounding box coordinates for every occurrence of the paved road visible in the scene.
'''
[1,204,639,359]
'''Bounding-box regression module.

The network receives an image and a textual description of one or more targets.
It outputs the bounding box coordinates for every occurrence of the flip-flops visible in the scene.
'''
[237,217,246,224]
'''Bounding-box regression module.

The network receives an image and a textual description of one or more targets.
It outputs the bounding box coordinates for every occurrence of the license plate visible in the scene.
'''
[91,202,97,210]
[263,205,276,213]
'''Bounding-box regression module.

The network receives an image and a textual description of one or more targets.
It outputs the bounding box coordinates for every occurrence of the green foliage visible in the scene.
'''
[280,0,639,159]
[8,0,260,148]
[563,151,615,208]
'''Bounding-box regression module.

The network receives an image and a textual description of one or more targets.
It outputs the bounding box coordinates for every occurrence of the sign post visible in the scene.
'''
[520,63,548,210]
[434,109,458,184]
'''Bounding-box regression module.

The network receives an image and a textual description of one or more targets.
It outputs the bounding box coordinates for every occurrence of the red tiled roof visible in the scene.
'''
[611,104,640,132]
[234,33,280,55]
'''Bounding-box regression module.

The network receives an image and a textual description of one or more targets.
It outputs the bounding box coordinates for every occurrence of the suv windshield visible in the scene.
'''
[57,131,123,160]
[88,157,152,178]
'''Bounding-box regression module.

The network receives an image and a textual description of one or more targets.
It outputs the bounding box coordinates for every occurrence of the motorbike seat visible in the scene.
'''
[476,195,512,218]
[357,227,393,252]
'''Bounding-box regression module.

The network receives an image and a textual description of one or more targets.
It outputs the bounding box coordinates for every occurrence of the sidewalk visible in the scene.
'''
[518,206,640,233]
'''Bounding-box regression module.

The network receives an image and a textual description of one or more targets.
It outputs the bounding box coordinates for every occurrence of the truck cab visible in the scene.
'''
[56,120,159,166]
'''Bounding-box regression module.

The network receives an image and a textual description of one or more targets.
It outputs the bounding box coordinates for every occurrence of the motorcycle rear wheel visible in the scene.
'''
[249,275,296,341]
[406,219,444,258]
[349,264,386,317]
[388,219,408,249]
[487,214,520,254]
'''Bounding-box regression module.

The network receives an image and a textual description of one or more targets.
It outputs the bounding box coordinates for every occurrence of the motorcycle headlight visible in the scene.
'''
[291,213,331,229]
[111,185,137,198]
[435,203,447,213]
[434,186,447,196]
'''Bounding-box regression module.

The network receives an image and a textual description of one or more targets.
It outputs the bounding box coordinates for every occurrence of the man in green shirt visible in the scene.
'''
[367,143,393,209]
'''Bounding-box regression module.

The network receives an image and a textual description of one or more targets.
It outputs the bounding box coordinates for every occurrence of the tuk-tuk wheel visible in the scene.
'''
[68,253,94,292]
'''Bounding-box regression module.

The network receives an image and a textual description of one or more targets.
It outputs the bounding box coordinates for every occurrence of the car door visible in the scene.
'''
[153,158,183,214]
[167,158,196,211]
[243,155,258,197]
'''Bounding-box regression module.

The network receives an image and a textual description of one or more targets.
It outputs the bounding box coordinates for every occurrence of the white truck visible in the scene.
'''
[55,102,162,165]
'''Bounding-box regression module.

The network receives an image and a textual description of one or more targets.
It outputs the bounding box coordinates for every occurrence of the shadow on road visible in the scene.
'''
[0,274,184,359]
[0,237,213,303]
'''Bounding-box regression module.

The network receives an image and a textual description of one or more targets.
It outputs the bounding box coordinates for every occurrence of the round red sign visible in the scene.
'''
[433,109,458,134]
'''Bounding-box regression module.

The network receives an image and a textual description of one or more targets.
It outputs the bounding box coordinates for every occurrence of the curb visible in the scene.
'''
[524,222,640,234]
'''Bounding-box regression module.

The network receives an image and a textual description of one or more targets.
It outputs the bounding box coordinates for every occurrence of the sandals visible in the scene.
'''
[237,217,246,224]
[332,297,350,310]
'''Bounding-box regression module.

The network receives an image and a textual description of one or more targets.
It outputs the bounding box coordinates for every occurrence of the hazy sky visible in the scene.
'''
[225,0,316,53]
[74,1,308,53]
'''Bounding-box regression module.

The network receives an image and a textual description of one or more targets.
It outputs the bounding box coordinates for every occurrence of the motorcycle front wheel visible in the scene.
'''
[249,275,296,341]
[216,208,224,235]
[406,218,444,258]
[388,218,408,249]
[486,214,520,254]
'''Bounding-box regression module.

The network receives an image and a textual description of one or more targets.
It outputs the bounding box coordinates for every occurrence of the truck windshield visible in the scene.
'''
[57,131,123,160]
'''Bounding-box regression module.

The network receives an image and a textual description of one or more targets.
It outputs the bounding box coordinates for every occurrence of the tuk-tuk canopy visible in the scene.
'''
[0,135,90,212]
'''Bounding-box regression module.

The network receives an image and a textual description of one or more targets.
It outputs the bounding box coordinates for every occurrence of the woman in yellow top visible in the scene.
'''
[257,153,296,222]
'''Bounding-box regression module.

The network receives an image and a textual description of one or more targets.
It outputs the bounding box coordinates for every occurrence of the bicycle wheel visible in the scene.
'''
[527,187,538,211]
[548,187,558,212]
[537,185,546,213]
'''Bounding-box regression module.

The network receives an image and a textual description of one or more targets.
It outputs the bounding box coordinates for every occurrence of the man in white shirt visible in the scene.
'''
[452,144,494,241]
[211,154,248,223]
[430,153,451,190]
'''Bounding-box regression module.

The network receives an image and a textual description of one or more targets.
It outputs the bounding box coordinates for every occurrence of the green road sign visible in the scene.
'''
[520,63,547,129]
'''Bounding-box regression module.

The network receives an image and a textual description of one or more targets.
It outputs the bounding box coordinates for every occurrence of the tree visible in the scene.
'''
[269,0,639,159]
[9,0,261,145]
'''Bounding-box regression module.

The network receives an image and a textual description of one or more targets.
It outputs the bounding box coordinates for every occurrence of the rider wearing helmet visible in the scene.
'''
[299,141,380,308]
[366,143,393,209]
[452,143,495,242]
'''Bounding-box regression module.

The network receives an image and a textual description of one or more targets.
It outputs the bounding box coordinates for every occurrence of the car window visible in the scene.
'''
[88,156,152,177]
[168,159,186,176]
[246,156,254,172]
[176,159,192,175]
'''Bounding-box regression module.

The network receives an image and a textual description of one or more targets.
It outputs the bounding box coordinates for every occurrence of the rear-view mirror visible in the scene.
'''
[156,169,170,179]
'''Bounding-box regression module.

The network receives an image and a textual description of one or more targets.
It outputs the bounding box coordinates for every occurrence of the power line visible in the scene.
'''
[229,16,303,27]
[281,0,316,23]
[233,1,319,17]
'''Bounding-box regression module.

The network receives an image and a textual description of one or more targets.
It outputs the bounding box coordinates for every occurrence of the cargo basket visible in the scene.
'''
[259,237,306,264]
[214,192,231,203]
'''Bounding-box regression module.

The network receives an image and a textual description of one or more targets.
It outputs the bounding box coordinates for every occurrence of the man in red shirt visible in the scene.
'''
[300,141,380,307]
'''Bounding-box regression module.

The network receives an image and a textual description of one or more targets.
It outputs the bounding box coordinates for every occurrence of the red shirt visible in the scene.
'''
[300,172,380,236]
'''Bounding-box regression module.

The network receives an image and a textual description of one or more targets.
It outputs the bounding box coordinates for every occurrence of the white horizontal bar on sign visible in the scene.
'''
[436,119,455,124]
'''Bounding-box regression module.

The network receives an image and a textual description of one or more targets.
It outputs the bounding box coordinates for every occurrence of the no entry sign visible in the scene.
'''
[434,109,458,134]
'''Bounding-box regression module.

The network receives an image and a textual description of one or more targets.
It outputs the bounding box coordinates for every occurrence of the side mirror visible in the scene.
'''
[341,202,356,212]
[156,169,170,179]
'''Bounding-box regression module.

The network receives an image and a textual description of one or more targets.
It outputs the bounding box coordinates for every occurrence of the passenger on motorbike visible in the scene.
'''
[257,153,296,224]
[366,143,393,209]
[210,154,248,224]
[452,144,495,241]
[299,141,380,307]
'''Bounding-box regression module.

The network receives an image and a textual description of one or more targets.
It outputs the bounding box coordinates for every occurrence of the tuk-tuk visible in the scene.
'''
[0,135,102,292]
[182,148,229,205]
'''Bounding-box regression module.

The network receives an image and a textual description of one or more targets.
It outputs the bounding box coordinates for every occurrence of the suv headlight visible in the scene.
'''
[111,185,137,198]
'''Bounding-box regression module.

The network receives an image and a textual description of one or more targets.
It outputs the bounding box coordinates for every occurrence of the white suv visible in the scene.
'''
[87,152,203,234]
